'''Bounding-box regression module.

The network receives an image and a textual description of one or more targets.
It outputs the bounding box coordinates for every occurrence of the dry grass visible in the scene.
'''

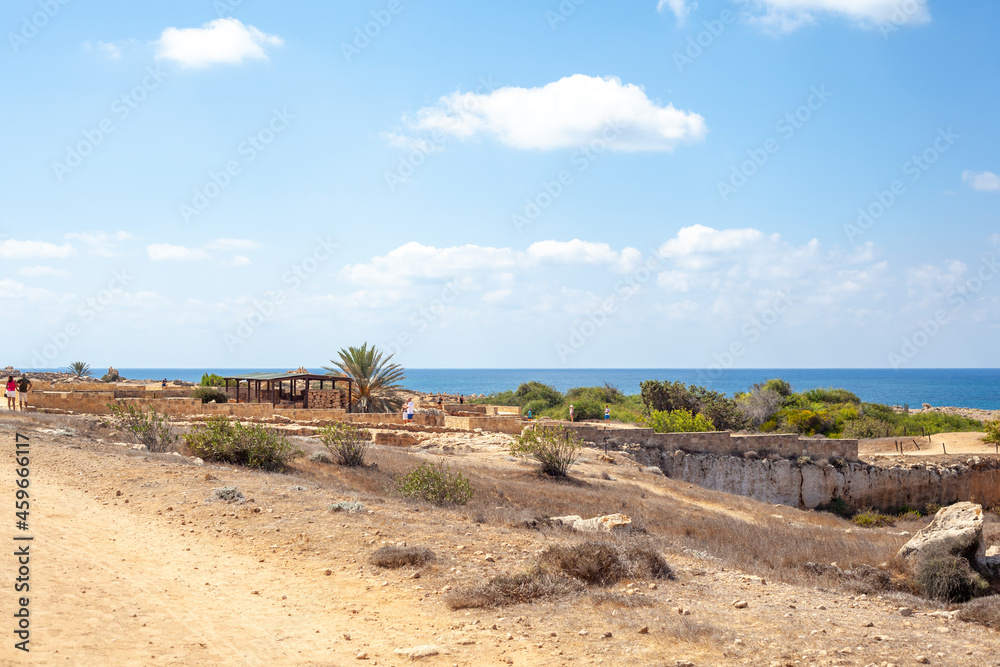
[959,595,1000,629]
[540,540,673,585]
[369,545,435,569]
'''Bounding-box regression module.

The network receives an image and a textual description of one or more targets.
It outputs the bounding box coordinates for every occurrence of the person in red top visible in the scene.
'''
[5,376,15,411]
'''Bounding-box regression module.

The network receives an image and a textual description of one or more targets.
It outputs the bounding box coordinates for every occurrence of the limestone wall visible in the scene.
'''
[636,448,1000,510]
[444,415,526,435]
[303,389,348,410]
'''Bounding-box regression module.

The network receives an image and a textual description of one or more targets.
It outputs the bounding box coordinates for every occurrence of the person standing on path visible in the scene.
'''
[5,376,16,410]
[605,405,611,422]
[569,404,574,422]
[16,374,31,412]
[405,398,415,424]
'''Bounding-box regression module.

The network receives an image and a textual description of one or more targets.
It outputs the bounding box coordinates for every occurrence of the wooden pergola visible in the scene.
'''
[222,372,353,412]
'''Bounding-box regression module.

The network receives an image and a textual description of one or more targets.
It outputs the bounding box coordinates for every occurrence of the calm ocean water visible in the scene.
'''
[32,368,1000,410]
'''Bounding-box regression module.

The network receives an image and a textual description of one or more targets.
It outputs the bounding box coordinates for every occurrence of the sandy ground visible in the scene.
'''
[3,418,1000,666]
[860,432,999,458]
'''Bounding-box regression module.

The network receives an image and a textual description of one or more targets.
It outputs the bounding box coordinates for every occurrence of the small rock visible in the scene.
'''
[324,569,332,576]
[601,631,612,639]
[676,661,695,667]
[638,625,649,634]
[578,629,588,636]
[916,657,930,665]
[355,652,368,660]
[393,645,440,660]
[733,600,748,609]
[898,607,913,617]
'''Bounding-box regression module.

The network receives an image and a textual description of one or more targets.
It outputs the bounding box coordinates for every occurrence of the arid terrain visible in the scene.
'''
[3,411,1000,667]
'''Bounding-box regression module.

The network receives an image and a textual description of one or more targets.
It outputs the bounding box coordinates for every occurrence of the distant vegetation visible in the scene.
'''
[200,373,226,387]
[68,361,92,378]
[473,377,984,438]
[324,343,405,414]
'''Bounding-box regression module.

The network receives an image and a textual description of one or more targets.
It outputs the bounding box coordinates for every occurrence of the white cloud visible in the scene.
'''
[207,238,262,250]
[658,0,696,23]
[98,41,120,59]
[394,74,707,152]
[146,244,212,261]
[962,170,1000,192]
[18,266,70,278]
[225,255,252,267]
[0,239,73,259]
[657,224,766,258]
[744,0,930,33]
[155,18,283,68]
[0,279,54,300]
[65,231,133,257]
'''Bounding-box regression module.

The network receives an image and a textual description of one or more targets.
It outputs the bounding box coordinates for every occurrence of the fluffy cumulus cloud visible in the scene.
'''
[155,18,283,68]
[393,75,707,152]
[65,231,133,257]
[962,170,1000,192]
[743,0,930,32]
[658,0,696,23]
[0,239,73,259]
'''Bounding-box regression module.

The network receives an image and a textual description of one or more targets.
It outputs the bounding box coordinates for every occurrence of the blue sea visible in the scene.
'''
[29,368,1000,410]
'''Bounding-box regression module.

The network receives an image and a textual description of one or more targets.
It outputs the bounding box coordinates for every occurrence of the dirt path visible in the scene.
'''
[861,431,999,457]
[0,431,518,666]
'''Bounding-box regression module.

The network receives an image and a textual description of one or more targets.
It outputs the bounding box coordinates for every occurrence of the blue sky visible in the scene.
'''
[3,0,998,370]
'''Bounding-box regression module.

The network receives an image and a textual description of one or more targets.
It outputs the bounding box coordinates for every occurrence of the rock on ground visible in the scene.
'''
[897,501,984,563]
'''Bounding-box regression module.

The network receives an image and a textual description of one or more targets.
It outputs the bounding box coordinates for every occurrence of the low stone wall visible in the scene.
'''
[636,448,1000,510]
[549,422,858,460]
[444,415,526,435]
[303,389,348,410]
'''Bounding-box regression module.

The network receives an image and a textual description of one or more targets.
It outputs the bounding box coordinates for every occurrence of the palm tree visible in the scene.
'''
[323,343,406,414]
[68,361,92,378]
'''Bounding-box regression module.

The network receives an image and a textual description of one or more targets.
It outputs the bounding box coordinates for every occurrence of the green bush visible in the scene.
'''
[803,387,861,405]
[514,381,563,407]
[511,425,582,477]
[760,378,793,397]
[397,461,473,505]
[644,409,715,433]
[200,373,226,387]
[185,416,301,470]
[522,399,549,418]
[842,416,894,439]
[982,419,1000,447]
[851,509,896,528]
[102,403,177,453]
[191,386,229,404]
[816,497,853,518]
[318,422,369,466]
[565,400,602,421]
[916,546,989,603]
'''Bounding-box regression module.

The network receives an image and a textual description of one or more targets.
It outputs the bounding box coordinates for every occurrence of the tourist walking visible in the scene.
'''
[569,404,574,422]
[605,405,611,421]
[405,398,415,424]
[16,375,31,412]
[5,376,16,410]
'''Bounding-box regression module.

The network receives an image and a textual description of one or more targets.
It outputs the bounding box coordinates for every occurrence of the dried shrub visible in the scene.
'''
[370,546,435,569]
[540,540,672,586]
[915,545,990,603]
[309,450,332,464]
[318,422,369,467]
[851,509,897,528]
[329,499,364,513]
[213,486,244,502]
[590,591,656,608]
[445,570,580,609]
[958,595,1000,629]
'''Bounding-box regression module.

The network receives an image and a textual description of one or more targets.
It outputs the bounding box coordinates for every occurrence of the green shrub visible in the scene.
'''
[786,408,835,435]
[566,400,602,421]
[644,409,715,433]
[184,416,300,470]
[515,381,564,407]
[318,422,369,467]
[915,546,989,602]
[803,387,861,405]
[760,378,793,397]
[851,509,896,528]
[191,386,229,404]
[522,399,549,418]
[200,373,226,387]
[982,420,1000,447]
[397,461,473,505]
[842,416,894,439]
[511,425,582,477]
[102,403,177,453]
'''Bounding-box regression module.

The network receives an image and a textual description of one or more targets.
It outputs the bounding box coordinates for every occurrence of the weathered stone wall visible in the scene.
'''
[635,448,1000,510]
[547,422,858,460]
[303,389,348,410]
[444,415,526,434]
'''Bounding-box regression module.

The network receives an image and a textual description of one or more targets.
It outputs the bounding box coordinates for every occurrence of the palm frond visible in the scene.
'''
[323,343,406,414]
